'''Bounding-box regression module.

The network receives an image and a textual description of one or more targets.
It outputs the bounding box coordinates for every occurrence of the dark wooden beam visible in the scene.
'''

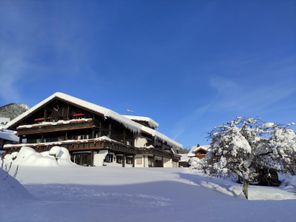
[122,154,125,167]
[108,122,112,137]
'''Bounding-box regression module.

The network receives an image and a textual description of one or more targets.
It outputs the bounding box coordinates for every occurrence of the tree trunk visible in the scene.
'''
[242,180,249,199]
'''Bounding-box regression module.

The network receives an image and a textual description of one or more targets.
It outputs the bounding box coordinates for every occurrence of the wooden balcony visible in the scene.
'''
[135,147,179,159]
[17,119,95,136]
[3,138,136,155]
[4,139,180,160]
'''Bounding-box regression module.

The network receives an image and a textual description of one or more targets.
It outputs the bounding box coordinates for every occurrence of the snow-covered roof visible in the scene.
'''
[123,115,159,129]
[17,118,92,129]
[5,92,182,148]
[188,145,210,157]
[0,129,19,142]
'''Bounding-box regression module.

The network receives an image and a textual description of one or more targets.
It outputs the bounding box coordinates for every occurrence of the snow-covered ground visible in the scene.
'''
[1,166,295,222]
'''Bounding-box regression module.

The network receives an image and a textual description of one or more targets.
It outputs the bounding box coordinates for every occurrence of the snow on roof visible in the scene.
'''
[5,92,182,148]
[17,118,93,129]
[0,129,19,142]
[188,145,210,157]
[123,115,159,129]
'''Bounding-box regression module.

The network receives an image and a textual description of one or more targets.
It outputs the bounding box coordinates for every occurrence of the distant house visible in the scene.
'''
[188,145,209,160]
[177,145,209,167]
[178,145,210,167]
[4,92,182,168]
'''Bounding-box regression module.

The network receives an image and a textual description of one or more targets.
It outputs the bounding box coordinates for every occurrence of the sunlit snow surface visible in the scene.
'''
[1,167,295,222]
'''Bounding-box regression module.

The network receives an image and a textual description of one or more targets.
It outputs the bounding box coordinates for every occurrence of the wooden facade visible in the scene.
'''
[4,93,181,167]
[195,148,208,159]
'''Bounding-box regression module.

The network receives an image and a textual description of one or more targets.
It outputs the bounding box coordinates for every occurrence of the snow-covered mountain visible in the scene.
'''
[0,103,29,126]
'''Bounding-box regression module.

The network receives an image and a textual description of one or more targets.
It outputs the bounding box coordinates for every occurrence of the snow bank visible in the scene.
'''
[281,175,296,192]
[2,167,296,222]
[4,146,75,167]
[0,168,32,200]
[184,169,296,200]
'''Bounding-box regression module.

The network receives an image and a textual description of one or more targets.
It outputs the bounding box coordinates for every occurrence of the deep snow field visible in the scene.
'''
[0,165,295,222]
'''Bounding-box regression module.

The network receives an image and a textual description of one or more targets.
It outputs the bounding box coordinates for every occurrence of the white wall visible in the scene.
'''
[134,136,147,148]
[163,157,173,168]
[93,150,108,166]
[172,161,179,168]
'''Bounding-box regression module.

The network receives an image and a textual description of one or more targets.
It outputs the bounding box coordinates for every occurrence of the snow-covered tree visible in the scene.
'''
[203,118,256,199]
[202,117,296,199]
[269,126,296,174]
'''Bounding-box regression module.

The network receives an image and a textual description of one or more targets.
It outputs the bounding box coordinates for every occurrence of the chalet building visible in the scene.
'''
[188,145,209,160]
[178,144,210,167]
[4,92,182,167]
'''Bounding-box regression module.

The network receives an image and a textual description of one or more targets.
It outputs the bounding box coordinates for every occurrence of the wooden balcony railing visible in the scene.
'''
[3,138,136,155]
[17,119,94,136]
[4,139,180,160]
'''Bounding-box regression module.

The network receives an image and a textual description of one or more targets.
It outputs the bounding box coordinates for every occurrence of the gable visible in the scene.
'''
[7,97,101,130]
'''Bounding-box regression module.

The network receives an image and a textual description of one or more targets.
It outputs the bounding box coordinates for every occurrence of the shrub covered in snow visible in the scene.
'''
[200,117,296,198]
[4,146,75,167]
[269,127,296,174]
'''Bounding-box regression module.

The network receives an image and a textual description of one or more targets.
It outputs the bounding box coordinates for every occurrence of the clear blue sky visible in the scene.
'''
[0,0,295,148]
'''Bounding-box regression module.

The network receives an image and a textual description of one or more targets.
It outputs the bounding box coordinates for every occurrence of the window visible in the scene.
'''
[77,134,90,140]
[136,157,142,165]
[104,154,113,163]
[72,152,92,166]
[116,155,123,164]
[148,157,154,167]
[126,156,133,165]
